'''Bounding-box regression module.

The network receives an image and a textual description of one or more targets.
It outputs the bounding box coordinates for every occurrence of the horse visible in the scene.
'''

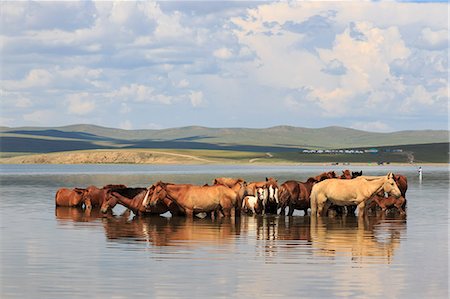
[144,181,238,218]
[83,184,128,209]
[313,171,336,182]
[55,187,86,207]
[242,187,266,215]
[214,178,248,216]
[371,193,407,215]
[213,177,245,188]
[369,174,408,215]
[278,177,317,216]
[265,177,279,214]
[310,173,401,217]
[339,170,353,179]
[100,186,183,217]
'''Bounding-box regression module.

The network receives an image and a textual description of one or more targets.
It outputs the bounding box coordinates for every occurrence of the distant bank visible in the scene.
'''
[1,124,448,164]
[0,147,448,165]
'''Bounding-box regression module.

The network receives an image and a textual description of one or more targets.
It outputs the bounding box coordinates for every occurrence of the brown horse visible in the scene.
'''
[55,188,86,207]
[213,177,245,188]
[369,174,408,215]
[83,184,127,209]
[339,170,353,179]
[101,186,185,217]
[278,177,317,216]
[313,171,337,182]
[144,181,238,218]
[310,173,402,217]
[265,177,279,214]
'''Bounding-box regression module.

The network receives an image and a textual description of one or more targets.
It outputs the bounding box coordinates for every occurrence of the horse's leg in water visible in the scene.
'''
[287,204,295,216]
[322,201,331,217]
[184,208,194,218]
[357,201,366,217]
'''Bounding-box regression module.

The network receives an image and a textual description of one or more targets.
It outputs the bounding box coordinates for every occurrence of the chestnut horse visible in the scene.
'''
[83,184,127,209]
[369,174,408,215]
[278,177,317,216]
[101,187,184,217]
[213,177,245,188]
[55,188,86,207]
[144,182,238,217]
[310,173,401,217]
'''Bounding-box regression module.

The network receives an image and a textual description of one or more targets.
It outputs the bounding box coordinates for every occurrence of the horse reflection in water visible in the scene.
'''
[55,208,405,263]
[249,215,405,264]
[55,206,111,224]
[102,216,241,247]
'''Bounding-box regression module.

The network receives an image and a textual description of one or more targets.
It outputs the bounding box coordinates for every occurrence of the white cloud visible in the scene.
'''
[189,91,204,107]
[0,1,447,130]
[66,93,96,115]
[15,97,33,108]
[176,79,189,88]
[213,47,233,59]
[419,27,448,50]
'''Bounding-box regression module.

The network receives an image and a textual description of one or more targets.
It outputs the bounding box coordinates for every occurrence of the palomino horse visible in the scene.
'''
[310,173,401,217]
[144,181,238,217]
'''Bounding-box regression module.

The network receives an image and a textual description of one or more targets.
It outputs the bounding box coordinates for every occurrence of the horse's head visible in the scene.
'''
[100,191,119,214]
[340,170,352,179]
[255,187,268,206]
[146,182,166,208]
[266,178,279,204]
[383,172,401,198]
[327,171,337,179]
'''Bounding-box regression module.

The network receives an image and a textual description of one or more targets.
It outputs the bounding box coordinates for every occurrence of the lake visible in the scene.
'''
[0,164,448,298]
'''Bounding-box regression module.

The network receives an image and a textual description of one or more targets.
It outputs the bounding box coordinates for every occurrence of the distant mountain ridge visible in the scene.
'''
[1,124,448,151]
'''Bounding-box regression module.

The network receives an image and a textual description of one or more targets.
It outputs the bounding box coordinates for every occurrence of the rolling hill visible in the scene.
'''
[0,124,448,163]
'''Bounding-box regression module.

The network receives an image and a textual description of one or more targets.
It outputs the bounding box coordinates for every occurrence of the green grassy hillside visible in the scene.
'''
[1,124,448,163]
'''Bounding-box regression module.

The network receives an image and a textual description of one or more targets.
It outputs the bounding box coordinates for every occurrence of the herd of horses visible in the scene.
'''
[55,169,408,218]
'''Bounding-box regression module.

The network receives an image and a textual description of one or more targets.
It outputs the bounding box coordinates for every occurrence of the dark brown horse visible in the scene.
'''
[100,186,184,217]
[278,177,317,216]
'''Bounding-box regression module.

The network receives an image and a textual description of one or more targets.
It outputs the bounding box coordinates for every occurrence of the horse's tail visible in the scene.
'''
[310,185,318,216]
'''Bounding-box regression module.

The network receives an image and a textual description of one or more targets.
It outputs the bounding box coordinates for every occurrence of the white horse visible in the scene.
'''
[310,172,401,217]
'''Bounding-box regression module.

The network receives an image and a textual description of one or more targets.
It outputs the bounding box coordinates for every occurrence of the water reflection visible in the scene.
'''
[54,208,406,264]
[310,216,406,264]
[102,216,240,247]
[55,206,106,223]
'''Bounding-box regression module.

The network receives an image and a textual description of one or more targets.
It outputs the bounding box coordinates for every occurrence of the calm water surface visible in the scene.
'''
[0,164,448,298]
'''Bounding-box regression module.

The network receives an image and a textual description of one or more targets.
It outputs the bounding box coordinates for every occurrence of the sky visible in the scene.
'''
[1,1,448,132]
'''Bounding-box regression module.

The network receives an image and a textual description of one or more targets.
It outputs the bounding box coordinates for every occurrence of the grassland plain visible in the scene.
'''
[0,125,448,164]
